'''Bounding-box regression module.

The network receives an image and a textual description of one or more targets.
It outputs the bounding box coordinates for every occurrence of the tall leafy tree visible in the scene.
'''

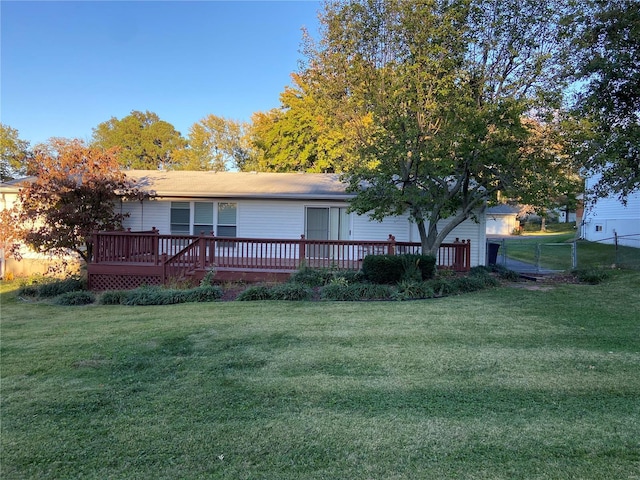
[92,110,186,170]
[303,0,576,254]
[17,138,144,262]
[174,114,255,171]
[249,73,359,172]
[568,0,640,202]
[0,123,30,181]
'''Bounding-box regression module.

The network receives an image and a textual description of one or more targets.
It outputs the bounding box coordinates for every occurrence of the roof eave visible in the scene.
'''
[128,192,355,201]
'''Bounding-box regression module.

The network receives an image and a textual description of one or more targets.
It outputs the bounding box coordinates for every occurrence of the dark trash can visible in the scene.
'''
[487,242,500,265]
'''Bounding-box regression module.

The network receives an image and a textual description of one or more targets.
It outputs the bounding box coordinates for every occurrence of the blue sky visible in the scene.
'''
[1,0,321,145]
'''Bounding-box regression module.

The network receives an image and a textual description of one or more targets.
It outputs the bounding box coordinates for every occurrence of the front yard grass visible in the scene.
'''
[1,271,639,479]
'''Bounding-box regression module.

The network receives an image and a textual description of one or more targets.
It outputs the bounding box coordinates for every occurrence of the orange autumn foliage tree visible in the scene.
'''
[17,138,144,263]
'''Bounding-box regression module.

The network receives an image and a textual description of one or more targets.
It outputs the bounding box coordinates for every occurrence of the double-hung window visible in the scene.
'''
[217,202,237,238]
[194,202,214,235]
[170,202,190,235]
[170,201,236,238]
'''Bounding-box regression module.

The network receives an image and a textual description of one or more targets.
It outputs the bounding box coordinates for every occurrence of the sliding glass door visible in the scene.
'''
[305,207,349,258]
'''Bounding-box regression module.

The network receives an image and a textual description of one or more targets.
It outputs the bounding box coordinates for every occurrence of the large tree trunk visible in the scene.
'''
[416,206,477,258]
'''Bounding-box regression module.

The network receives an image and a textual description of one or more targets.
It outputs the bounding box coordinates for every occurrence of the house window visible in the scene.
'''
[170,202,190,235]
[194,202,214,235]
[595,224,603,232]
[217,202,237,238]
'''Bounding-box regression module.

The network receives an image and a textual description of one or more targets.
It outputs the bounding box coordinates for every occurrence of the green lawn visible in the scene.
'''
[2,273,640,479]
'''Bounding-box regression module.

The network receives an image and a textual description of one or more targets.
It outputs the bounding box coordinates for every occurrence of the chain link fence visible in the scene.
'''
[488,234,640,273]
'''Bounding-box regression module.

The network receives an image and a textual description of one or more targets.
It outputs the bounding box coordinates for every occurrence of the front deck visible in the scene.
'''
[87,230,471,291]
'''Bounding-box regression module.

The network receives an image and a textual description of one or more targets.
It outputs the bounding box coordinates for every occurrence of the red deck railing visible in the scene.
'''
[88,230,471,289]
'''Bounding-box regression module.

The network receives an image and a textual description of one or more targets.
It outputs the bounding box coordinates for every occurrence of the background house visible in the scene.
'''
[1,179,81,278]
[485,204,521,236]
[581,174,640,248]
[120,170,488,267]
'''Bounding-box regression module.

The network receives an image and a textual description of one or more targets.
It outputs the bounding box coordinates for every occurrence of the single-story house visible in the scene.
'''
[485,204,521,235]
[119,169,487,262]
[581,174,640,248]
[2,170,488,284]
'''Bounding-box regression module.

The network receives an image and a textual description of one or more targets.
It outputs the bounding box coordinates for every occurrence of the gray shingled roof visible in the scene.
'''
[126,170,353,200]
[486,204,521,215]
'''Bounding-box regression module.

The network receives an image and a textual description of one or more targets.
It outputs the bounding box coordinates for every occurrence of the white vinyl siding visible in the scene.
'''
[583,172,640,245]
[352,214,410,241]
[122,200,171,232]
[237,201,304,238]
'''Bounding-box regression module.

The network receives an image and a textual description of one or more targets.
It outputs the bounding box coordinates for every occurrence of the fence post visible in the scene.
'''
[388,234,396,255]
[572,240,577,269]
[299,234,306,268]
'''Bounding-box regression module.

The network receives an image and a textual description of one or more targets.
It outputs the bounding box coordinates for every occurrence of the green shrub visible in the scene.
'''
[469,265,493,276]
[199,269,217,287]
[182,285,223,302]
[428,277,459,296]
[362,255,403,284]
[269,283,313,301]
[98,284,223,306]
[362,254,436,284]
[17,284,40,297]
[236,285,273,301]
[401,254,437,281]
[453,276,490,293]
[489,264,521,281]
[332,269,364,284]
[321,283,395,301]
[99,290,129,305]
[573,267,611,284]
[395,281,436,300]
[289,267,334,287]
[18,277,85,298]
[320,283,358,301]
[425,272,499,297]
[121,286,179,306]
[38,278,85,297]
[289,267,363,287]
[54,291,96,306]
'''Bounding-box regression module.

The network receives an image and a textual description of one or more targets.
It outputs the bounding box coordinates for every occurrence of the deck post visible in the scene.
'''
[124,228,131,262]
[209,232,216,265]
[465,239,471,271]
[453,238,471,271]
[161,253,168,283]
[388,234,396,256]
[299,235,306,267]
[152,228,159,265]
[198,233,206,269]
[91,231,99,264]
